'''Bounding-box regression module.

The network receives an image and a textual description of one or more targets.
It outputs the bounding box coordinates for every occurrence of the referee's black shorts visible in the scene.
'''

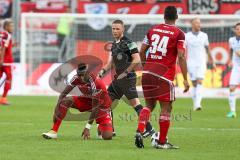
[107,73,138,100]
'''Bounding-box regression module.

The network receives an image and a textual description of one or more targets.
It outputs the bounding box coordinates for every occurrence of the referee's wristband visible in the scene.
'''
[99,68,107,77]
[85,123,92,130]
[102,68,107,74]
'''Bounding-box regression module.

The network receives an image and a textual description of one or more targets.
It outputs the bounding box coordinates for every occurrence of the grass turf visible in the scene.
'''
[0,96,240,160]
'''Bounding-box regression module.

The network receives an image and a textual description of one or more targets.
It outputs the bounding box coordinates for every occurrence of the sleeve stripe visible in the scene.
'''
[69,75,78,86]
[3,33,11,47]
[143,35,149,45]
[89,76,98,96]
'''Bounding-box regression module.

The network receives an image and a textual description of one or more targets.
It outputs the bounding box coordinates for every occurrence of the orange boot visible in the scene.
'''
[0,97,10,105]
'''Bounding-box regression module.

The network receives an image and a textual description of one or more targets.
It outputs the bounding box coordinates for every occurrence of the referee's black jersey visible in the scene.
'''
[111,36,139,75]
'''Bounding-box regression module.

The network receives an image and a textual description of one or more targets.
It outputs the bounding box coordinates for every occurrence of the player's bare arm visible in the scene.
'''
[57,85,74,107]
[139,43,149,66]
[236,50,240,56]
[99,56,114,78]
[117,53,141,79]
[228,49,233,67]
[127,52,141,73]
[178,49,190,93]
[82,97,100,140]
[205,45,216,68]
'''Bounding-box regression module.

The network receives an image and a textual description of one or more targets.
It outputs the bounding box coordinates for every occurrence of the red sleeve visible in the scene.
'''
[177,30,186,51]
[2,32,11,48]
[92,79,108,98]
[69,75,78,87]
[90,79,107,107]
[93,79,107,96]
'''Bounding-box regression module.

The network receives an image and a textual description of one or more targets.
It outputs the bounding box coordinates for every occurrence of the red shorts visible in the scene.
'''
[0,66,12,80]
[72,96,113,132]
[142,73,175,102]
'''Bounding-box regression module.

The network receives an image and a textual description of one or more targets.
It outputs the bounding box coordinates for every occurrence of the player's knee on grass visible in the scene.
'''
[101,131,113,140]
[98,121,113,140]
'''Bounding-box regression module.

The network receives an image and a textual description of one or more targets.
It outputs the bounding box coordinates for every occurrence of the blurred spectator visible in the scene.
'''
[0,0,12,19]
[56,7,73,62]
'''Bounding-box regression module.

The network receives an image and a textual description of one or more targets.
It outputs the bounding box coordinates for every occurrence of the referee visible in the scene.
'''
[99,20,154,137]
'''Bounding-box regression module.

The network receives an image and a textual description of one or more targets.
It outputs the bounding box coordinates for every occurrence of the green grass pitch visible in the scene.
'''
[0,96,240,160]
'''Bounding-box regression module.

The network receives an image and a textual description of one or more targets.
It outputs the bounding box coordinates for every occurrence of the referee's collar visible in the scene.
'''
[191,31,200,36]
[115,35,127,43]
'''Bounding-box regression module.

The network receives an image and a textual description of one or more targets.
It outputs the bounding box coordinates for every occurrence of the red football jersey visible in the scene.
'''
[69,74,112,109]
[0,31,13,63]
[143,23,185,81]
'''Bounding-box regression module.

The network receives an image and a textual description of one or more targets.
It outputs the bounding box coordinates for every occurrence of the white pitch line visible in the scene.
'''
[0,122,34,126]
[0,122,239,132]
[173,127,240,131]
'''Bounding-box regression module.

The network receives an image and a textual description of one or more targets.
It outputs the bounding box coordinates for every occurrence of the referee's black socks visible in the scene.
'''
[134,104,143,116]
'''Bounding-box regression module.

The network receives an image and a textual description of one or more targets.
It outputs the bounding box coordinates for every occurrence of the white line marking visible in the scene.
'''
[173,127,240,131]
[0,122,34,126]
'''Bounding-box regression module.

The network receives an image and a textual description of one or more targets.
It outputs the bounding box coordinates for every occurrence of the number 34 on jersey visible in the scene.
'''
[149,34,169,59]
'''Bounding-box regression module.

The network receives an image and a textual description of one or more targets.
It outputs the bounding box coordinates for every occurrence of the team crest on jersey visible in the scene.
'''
[117,54,123,60]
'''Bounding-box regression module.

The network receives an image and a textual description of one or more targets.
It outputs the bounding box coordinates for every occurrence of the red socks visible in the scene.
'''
[52,119,62,132]
[137,107,151,133]
[52,104,68,132]
[3,81,11,97]
[159,114,171,144]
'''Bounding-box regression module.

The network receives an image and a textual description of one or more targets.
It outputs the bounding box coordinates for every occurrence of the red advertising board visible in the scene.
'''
[21,0,68,13]
[20,0,240,14]
[77,0,240,14]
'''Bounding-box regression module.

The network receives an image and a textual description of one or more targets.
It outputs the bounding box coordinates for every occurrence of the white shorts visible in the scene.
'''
[188,65,206,81]
[229,66,240,86]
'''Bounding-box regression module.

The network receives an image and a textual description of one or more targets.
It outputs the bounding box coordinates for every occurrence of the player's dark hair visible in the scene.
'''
[164,6,178,21]
[77,63,88,75]
[235,22,240,28]
[112,19,124,26]
[3,19,13,30]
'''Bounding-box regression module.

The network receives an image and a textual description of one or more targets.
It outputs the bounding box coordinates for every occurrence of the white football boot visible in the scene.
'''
[42,130,58,139]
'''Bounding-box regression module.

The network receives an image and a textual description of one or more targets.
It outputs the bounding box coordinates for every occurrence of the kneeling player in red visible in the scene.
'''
[42,63,113,140]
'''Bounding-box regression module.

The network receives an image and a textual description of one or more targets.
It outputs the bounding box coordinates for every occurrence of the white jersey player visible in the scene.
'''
[227,23,240,118]
[185,18,215,111]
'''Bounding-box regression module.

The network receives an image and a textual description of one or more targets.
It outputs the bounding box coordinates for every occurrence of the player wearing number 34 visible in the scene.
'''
[135,6,190,149]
